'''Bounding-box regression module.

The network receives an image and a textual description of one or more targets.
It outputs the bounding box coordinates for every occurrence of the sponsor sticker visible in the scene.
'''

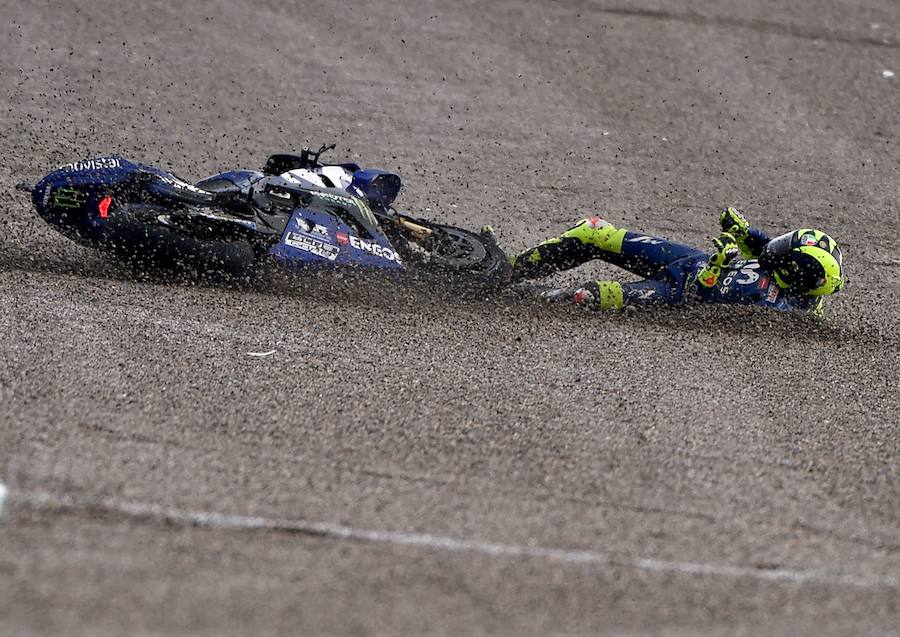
[314,191,378,226]
[801,232,818,246]
[766,284,779,303]
[722,262,760,287]
[336,231,349,245]
[348,235,401,263]
[58,157,121,172]
[626,235,664,245]
[314,191,353,206]
[51,187,86,209]
[295,217,329,237]
[156,174,209,195]
[284,232,339,261]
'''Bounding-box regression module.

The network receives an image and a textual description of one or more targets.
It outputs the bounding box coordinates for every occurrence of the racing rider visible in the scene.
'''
[509,207,844,318]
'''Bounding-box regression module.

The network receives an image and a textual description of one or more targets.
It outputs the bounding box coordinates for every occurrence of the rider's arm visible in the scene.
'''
[741,227,770,258]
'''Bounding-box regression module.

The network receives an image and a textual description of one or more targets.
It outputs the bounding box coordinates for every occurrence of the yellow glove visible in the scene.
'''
[697,233,740,288]
[808,297,826,321]
[719,206,758,258]
[719,207,749,238]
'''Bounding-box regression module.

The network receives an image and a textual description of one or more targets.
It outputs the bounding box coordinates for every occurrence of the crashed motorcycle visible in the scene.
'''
[17,144,510,285]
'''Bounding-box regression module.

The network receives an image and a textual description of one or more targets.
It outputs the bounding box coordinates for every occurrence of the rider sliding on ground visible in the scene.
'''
[509,207,844,318]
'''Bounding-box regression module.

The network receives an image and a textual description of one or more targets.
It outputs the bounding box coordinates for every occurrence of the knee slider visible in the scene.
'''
[562,218,626,253]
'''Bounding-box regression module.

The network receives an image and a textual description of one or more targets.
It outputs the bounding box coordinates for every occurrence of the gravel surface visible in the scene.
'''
[1,1,898,635]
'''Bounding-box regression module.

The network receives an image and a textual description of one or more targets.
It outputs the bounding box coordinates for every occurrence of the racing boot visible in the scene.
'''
[541,280,625,310]
[510,217,627,281]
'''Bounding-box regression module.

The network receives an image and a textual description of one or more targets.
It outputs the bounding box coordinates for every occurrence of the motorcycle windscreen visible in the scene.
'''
[270,207,404,271]
[350,169,401,210]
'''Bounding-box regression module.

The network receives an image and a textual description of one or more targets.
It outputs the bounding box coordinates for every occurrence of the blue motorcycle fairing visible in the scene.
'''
[32,155,149,242]
[194,170,265,195]
[271,206,404,271]
[33,155,243,248]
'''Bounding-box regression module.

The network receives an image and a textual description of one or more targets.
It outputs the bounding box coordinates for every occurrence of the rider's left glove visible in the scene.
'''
[698,232,740,288]
[719,207,749,238]
[808,296,826,321]
[719,207,760,258]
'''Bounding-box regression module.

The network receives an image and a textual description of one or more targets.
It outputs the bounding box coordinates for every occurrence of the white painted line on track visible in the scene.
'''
[8,488,898,590]
[247,350,276,357]
[0,481,6,515]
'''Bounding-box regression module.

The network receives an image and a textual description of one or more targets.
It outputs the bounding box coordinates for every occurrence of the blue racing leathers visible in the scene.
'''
[510,217,822,314]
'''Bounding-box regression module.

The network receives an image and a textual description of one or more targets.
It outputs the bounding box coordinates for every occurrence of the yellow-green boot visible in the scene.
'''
[510,217,627,280]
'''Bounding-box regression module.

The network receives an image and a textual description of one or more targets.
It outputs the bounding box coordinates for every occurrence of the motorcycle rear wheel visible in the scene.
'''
[397,221,510,286]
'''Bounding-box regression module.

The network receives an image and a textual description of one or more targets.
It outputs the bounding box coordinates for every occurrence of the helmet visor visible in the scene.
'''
[763,231,794,260]
[761,232,816,292]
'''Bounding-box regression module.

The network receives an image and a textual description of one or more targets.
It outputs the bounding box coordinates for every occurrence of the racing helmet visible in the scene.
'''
[758,229,843,296]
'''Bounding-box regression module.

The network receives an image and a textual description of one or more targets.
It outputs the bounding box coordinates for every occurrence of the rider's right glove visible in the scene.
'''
[698,232,740,288]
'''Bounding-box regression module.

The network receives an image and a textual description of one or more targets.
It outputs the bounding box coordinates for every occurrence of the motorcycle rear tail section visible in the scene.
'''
[31,156,142,245]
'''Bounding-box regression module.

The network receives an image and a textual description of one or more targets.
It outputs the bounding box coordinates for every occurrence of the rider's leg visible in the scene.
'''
[546,277,679,311]
[511,217,703,281]
[510,217,625,279]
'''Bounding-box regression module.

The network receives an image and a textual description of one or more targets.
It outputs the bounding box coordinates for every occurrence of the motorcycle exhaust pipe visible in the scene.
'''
[397,217,433,238]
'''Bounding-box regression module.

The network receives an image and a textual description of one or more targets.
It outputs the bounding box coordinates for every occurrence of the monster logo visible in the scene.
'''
[51,188,86,209]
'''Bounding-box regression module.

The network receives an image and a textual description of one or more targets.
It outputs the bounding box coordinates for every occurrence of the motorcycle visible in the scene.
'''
[17,144,510,285]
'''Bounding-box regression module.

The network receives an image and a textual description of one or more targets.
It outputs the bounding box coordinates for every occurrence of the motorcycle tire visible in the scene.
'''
[403,221,511,286]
